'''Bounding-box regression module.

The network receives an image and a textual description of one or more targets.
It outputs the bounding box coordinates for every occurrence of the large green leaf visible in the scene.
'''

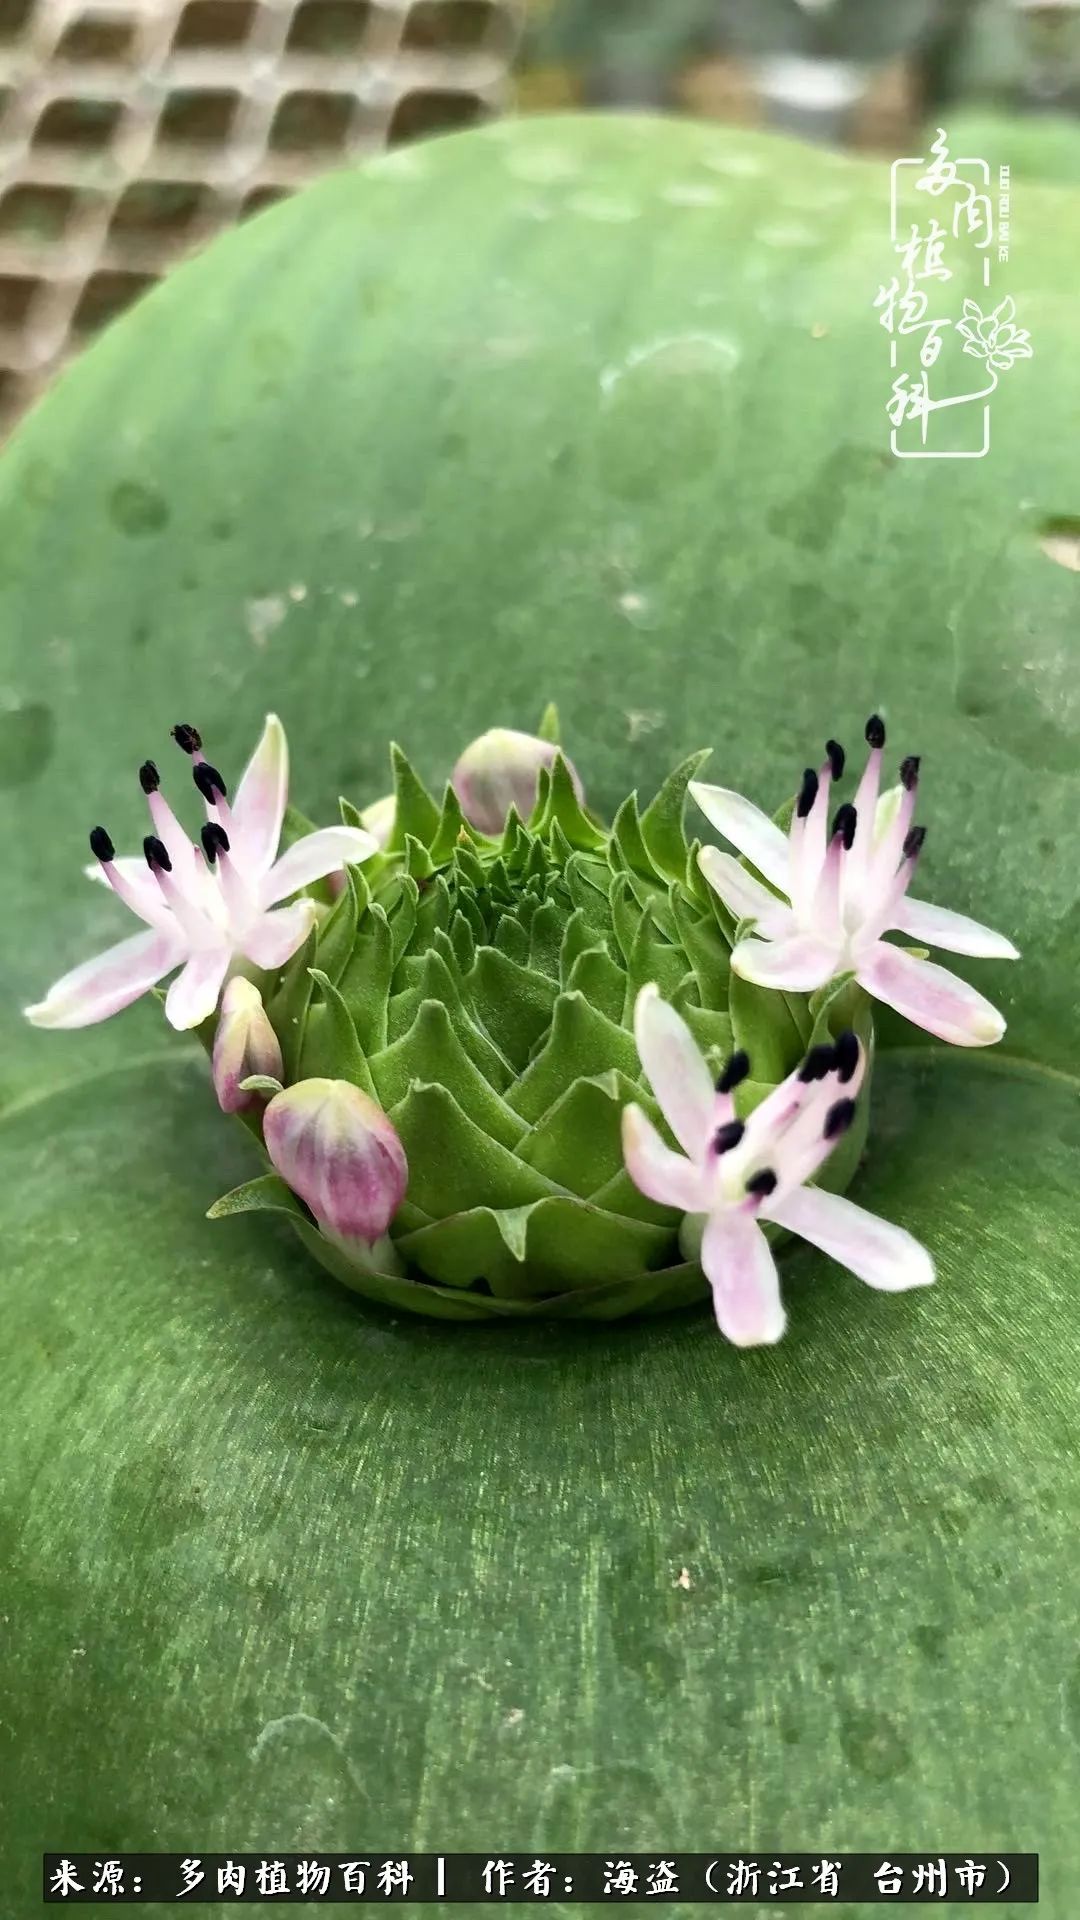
[2,113,1079,1912]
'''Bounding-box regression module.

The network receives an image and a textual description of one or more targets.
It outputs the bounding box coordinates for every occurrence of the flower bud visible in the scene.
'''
[212,977,284,1113]
[452,728,584,836]
[262,1078,408,1246]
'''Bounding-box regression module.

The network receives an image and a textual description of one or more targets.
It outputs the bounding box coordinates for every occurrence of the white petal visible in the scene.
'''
[84,856,171,928]
[148,790,200,879]
[731,932,839,992]
[768,1185,935,1293]
[892,895,1019,961]
[242,899,317,970]
[633,983,717,1159]
[621,1105,710,1212]
[688,781,790,891]
[164,946,231,1030]
[857,942,1006,1047]
[701,1211,786,1347]
[869,779,916,890]
[25,927,185,1029]
[262,827,377,906]
[231,713,289,875]
[697,846,794,938]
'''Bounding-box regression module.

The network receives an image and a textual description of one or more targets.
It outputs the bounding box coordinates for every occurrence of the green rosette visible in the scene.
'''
[211,738,873,1319]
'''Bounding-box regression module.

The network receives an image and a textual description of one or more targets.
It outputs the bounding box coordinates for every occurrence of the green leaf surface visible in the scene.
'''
[2,110,1079,1907]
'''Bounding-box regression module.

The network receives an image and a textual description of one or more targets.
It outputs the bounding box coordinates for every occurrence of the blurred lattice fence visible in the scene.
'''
[0,0,522,430]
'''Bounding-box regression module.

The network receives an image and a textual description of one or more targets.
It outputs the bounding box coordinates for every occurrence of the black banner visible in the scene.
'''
[43,1853,1038,1903]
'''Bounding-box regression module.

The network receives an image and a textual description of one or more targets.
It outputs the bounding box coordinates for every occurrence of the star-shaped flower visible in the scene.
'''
[622,984,934,1346]
[691,717,1017,1047]
[25,714,376,1032]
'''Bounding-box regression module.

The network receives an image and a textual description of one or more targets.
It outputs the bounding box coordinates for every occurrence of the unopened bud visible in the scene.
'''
[212,977,284,1113]
[262,1078,408,1247]
[451,728,584,836]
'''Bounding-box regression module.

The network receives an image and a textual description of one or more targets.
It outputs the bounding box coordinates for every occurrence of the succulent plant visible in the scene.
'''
[209,718,872,1321]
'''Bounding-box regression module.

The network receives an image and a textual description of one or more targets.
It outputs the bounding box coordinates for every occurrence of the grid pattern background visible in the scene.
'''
[0,0,522,429]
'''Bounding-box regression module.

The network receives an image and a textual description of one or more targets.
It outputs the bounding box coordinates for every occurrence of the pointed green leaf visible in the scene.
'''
[403,832,435,881]
[427,783,466,867]
[516,1068,642,1198]
[610,791,657,880]
[623,901,686,1014]
[265,920,319,1080]
[536,751,606,852]
[298,968,377,1097]
[467,947,557,1073]
[670,886,731,1007]
[337,901,394,1054]
[207,1174,307,1223]
[370,999,525,1150]
[389,1081,558,1215]
[565,945,626,1024]
[387,873,419,967]
[638,749,711,882]
[507,991,641,1126]
[312,867,360,986]
[387,742,441,851]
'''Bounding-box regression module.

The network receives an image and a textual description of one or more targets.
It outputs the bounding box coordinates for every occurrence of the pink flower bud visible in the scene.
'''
[212,977,284,1113]
[262,1078,408,1246]
[451,728,584,836]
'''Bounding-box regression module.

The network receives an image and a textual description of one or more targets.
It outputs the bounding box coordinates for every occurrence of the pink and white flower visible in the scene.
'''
[622,984,934,1346]
[691,717,1018,1048]
[25,714,377,1033]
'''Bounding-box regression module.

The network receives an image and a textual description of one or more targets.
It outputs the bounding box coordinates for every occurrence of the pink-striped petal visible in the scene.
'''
[261,826,377,906]
[231,713,289,875]
[164,945,231,1030]
[697,845,795,938]
[857,941,1006,1046]
[621,1104,711,1213]
[688,781,790,891]
[25,926,186,1029]
[633,983,717,1159]
[767,1185,935,1293]
[731,932,839,993]
[891,895,1019,960]
[241,899,318,970]
[701,1211,786,1347]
